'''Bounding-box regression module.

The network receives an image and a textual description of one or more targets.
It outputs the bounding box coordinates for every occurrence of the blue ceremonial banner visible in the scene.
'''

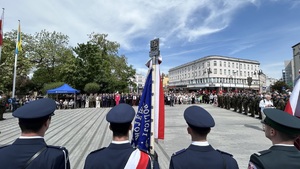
[132,69,152,151]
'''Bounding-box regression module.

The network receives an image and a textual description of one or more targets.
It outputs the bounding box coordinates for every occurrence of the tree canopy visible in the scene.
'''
[0,30,136,96]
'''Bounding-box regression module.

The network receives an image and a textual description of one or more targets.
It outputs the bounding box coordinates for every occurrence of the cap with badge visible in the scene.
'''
[13,98,56,119]
[262,108,300,135]
[106,103,135,123]
[184,105,215,128]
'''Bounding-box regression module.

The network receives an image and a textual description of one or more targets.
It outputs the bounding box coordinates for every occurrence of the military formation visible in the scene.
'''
[217,91,288,119]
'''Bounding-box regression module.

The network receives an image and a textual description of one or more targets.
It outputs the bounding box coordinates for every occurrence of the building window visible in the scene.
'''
[228,62,230,67]
[251,65,253,70]
[228,70,231,75]
[224,69,226,75]
[232,63,234,68]
[220,61,222,66]
[207,61,210,67]
[247,65,249,70]
[202,63,204,68]
[236,63,238,68]
[244,64,246,69]
[220,69,222,75]
[224,62,226,67]
[214,61,217,66]
[214,68,217,74]
[244,71,246,77]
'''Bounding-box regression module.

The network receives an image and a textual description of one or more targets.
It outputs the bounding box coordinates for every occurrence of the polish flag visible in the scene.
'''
[146,57,165,139]
[284,76,300,117]
[0,10,4,46]
[284,75,300,150]
[154,59,165,139]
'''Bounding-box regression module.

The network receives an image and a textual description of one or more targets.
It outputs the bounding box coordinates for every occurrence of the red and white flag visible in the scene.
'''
[154,59,165,139]
[284,75,300,150]
[146,57,165,139]
[284,76,300,117]
[0,9,4,46]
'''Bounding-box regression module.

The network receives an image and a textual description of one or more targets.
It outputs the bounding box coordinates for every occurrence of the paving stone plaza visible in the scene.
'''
[0,104,270,169]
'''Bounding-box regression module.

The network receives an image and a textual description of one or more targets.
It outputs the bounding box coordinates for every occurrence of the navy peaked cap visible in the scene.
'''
[263,108,300,135]
[13,98,56,119]
[106,103,135,123]
[184,106,215,128]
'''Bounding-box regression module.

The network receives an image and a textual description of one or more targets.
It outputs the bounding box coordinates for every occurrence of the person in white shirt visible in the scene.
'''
[259,94,274,130]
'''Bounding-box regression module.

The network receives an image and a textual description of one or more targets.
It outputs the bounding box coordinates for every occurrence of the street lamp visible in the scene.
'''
[206,67,212,83]
[233,71,237,92]
[254,70,263,93]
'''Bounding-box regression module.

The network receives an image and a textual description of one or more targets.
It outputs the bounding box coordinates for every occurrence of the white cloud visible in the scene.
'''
[1,0,259,49]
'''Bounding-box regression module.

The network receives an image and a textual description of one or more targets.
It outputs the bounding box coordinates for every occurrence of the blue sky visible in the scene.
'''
[1,0,300,79]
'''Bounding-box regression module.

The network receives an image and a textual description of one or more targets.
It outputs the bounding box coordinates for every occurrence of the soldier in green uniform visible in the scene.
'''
[225,93,231,110]
[248,109,300,169]
[255,94,262,119]
[237,93,243,113]
[275,95,286,111]
[242,94,249,115]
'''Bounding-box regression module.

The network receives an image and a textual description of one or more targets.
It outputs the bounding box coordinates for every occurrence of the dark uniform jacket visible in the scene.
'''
[0,138,70,169]
[84,143,157,169]
[169,144,239,169]
[249,145,300,169]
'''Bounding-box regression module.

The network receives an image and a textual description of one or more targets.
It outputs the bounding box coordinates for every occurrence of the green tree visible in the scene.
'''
[0,30,33,95]
[26,30,73,90]
[72,33,136,93]
[42,82,65,94]
[270,80,289,93]
[84,82,100,93]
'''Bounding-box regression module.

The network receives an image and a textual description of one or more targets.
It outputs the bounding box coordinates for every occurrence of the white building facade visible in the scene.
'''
[168,55,264,92]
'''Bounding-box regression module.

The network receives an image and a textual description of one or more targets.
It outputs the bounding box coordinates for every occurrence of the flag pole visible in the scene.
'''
[149,38,160,155]
[0,8,4,64]
[12,20,20,98]
[150,55,157,155]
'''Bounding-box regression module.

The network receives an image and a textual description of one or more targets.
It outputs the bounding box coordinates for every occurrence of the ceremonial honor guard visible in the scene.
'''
[169,106,239,169]
[248,109,300,169]
[0,98,70,169]
[84,103,158,169]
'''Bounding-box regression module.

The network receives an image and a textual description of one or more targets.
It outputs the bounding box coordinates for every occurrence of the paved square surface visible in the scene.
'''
[0,104,270,169]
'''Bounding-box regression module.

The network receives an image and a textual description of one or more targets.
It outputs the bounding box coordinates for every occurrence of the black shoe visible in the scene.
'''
[0,118,6,121]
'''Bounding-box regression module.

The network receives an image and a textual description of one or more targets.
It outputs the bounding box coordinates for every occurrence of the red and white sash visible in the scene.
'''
[124,149,149,169]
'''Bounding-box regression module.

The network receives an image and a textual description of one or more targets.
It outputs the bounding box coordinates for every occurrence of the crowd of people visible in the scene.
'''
[1,97,300,168]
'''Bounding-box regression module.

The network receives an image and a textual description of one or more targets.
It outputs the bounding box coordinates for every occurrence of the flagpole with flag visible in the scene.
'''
[12,20,22,98]
[132,38,165,155]
[0,8,4,63]
[284,72,300,150]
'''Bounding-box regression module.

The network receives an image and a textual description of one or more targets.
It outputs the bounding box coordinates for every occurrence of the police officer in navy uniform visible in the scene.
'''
[84,103,159,169]
[169,105,239,169]
[0,98,70,169]
[248,109,300,169]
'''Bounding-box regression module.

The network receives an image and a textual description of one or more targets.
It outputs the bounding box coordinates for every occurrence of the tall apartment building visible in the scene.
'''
[132,73,146,93]
[168,55,264,92]
[292,42,300,81]
[283,60,293,87]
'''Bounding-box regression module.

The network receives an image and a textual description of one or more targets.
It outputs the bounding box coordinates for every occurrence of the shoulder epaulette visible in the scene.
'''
[217,149,233,157]
[47,145,67,151]
[172,148,186,156]
[90,147,106,154]
[254,150,271,156]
